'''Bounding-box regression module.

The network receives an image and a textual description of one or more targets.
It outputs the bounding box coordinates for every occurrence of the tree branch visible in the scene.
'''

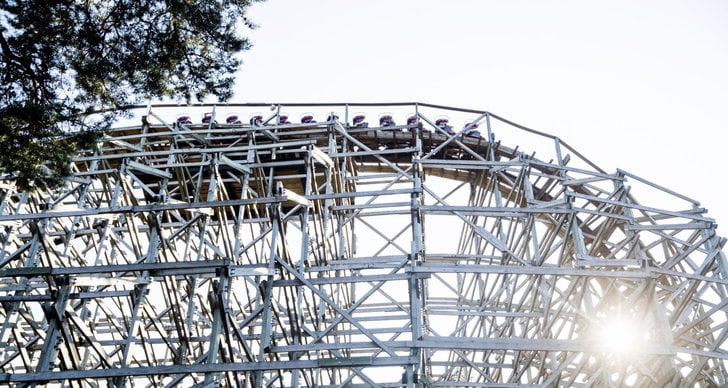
[0,29,20,62]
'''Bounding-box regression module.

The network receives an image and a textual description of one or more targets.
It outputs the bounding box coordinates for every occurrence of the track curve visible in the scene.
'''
[0,103,725,387]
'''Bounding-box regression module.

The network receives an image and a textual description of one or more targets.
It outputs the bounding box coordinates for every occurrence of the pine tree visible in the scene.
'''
[0,0,261,191]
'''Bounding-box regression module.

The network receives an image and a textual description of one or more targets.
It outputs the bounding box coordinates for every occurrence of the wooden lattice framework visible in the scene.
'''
[0,102,726,387]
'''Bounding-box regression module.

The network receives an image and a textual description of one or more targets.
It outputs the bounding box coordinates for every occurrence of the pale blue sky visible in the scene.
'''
[233,0,728,232]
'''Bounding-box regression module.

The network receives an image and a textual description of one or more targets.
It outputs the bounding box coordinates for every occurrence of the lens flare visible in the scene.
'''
[597,319,638,353]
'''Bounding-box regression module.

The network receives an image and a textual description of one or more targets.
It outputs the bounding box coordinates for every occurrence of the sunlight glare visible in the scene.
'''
[597,318,641,353]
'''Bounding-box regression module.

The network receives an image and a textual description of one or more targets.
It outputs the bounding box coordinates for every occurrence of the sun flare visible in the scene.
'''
[599,320,635,352]
[594,317,649,354]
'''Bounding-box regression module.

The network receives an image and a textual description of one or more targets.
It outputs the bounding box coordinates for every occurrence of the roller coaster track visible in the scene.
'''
[0,102,726,387]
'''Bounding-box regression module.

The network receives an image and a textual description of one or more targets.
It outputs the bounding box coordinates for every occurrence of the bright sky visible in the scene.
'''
[233,0,728,233]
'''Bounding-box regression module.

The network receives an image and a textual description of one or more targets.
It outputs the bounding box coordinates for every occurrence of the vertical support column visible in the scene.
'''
[554,137,564,167]
[490,171,507,250]
[318,129,336,335]
[33,278,71,386]
[408,143,425,387]
[113,282,149,386]
[290,147,315,388]
[521,161,542,265]
[612,172,644,266]
[255,204,281,388]
[196,158,228,385]
[484,112,495,161]
[233,139,256,261]
[322,119,336,250]
[113,211,159,387]
[203,264,231,385]
[566,192,587,257]
[76,151,107,348]
[483,113,510,253]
